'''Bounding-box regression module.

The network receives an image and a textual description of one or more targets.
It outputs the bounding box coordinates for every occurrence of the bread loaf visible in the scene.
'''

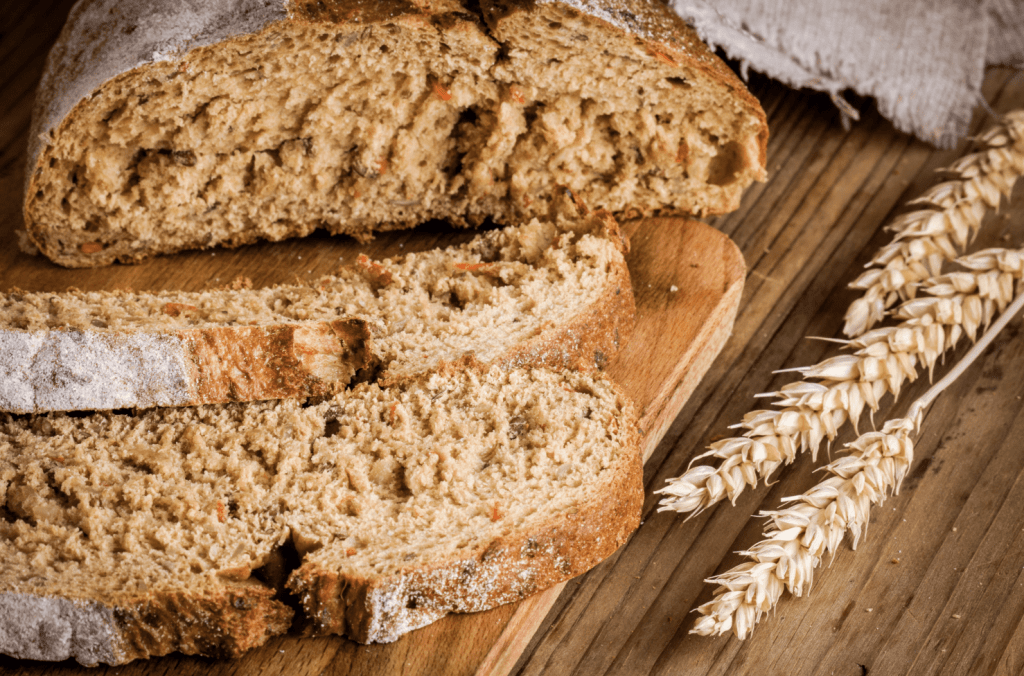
[1,210,633,413]
[25,0,767,267]
[0,365,641,664]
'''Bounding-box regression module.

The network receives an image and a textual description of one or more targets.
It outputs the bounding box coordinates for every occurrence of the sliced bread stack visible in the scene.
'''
[0,212,642,665]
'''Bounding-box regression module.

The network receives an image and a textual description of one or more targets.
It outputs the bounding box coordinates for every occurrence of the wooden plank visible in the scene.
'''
[509,70,1024,676]
[473,218,745,676]
[527,120,919,676]
[607,218,745,458]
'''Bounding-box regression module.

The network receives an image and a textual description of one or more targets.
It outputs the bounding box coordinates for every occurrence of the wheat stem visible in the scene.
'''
[690,288,1024,640]
[656,111,1024,518]
[910,283,1024,417]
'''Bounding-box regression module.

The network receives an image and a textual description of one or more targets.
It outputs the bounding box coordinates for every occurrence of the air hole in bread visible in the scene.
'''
[708,141,744,186]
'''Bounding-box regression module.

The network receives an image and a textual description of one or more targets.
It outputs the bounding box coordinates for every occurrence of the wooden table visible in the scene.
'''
[4,3,1024,675]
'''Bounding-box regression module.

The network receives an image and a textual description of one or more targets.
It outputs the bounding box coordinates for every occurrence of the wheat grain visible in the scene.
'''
[691,287,1024,640]
[844,111,1024,337]
[690,416,916,639]
[662,110,1024,641]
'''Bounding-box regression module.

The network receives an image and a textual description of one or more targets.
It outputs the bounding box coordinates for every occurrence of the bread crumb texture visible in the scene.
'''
[0,213,634,412]
[25,0,766,267]
[0,366,641,663]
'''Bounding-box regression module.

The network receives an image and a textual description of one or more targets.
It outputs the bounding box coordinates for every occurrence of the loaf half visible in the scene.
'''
[0,210,633,413]
[24,0,767,267]
[0,365,642,664]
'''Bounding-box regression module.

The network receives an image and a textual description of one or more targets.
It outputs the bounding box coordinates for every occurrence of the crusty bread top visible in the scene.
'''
[289,0,472,24]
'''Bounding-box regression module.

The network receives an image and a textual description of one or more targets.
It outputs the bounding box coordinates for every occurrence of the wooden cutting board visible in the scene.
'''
[0,200,744,674]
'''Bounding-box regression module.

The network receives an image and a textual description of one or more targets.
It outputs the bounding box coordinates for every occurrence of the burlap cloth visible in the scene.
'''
[669,0,1024,147]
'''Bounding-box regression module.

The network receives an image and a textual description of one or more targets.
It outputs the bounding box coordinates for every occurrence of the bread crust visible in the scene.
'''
[289,0,476,26]
[0,318,374,413]
[182,318,375,406]
[288,382,643,643]
[0,581,292,665]
[110,582,293,663]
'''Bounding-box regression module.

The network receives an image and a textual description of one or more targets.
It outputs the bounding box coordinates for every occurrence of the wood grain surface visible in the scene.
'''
[4,2,1024,675]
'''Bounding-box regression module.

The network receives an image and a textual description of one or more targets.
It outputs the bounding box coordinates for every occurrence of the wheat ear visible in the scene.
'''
[690,286,1024,640]
[655,112,1024,517]
[656,249,1024,515]
[844,111,1024,337]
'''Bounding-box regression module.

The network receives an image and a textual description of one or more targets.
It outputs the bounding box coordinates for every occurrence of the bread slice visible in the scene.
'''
[0,365,641,664]
[24,0,767,267]
[0,210,633,413]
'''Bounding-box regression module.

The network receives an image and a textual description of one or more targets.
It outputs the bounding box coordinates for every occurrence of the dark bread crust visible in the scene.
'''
[482,0,769,190]
[182,318,376,406]
[110,581,293,663]
[287,377,643,643]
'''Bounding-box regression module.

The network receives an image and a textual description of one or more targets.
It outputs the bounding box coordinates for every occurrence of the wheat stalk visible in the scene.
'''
[656,249,1023,515]
[844,111,1024,337]
[655,111,1024,518]
[690,286,1024,640]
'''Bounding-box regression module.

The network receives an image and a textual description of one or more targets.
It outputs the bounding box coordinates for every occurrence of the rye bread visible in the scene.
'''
[0,209,634,413]
[24,0,767,267]
[0,365,641,664]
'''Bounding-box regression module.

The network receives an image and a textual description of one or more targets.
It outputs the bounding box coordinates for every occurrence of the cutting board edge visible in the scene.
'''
[472,219,746,676]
